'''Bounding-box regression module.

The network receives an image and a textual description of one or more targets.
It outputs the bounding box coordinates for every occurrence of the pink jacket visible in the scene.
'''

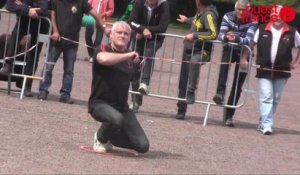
[88,0,114,22]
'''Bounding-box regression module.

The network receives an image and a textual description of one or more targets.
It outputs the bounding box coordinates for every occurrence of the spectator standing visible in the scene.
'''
[128,0,170,112]
[37,0,107,104]
[175,0,218,120]
[244,5,300,135]
[212,0,258,127]
[85,0,114,62]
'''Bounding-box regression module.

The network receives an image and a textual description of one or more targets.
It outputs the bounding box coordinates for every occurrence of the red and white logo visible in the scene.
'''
[241,4,296,23]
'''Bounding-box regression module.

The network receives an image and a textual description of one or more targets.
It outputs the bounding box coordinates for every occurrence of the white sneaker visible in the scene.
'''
[262,127,273,135]
[89,57,93,63]
[129,102,139,113]
[93,132,112,153]
[138,83,148,95]
[257,125,263,132]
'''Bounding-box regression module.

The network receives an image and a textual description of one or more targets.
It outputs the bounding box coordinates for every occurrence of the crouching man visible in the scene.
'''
[88,21,149,154]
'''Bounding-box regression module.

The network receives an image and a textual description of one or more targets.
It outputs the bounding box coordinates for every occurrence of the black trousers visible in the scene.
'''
[90,102,149,153]
[216,45,247,119]
[6,16,49,90]
[85,25,103,58]
[177,48,193,113]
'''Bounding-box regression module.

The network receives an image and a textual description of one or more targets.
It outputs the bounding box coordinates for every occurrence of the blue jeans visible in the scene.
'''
[39,45,77,97]
[258,78,287,129]
[90,102,149,153]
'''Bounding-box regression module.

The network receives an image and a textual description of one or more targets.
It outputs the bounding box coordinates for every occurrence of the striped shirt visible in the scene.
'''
[218,11,258,46]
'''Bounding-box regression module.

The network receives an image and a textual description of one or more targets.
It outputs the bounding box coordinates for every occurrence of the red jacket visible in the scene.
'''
[88,0,114,22]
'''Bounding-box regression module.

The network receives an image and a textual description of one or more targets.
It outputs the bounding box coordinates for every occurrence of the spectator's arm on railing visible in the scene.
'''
[6,0,30,16]
[235,22,258,45]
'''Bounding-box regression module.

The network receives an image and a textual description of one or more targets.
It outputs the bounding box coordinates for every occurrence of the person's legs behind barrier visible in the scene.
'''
[186,50,210,104]
[139,40,163,95]
[176,48,192,120]
[59,46,77,104]
[38,45,62,100]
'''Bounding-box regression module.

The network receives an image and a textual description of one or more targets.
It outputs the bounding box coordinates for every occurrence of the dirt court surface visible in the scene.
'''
[0,27,300,174]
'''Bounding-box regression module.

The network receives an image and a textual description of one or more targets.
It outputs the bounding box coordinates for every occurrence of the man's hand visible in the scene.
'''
[128,51,140,64]
[177,14,187,23]
[28,8,40,18]
[143,28,152,39]
[226,31,235,42]
[51,32,61,42]
[291,50,300,69]
[184,33,194,42]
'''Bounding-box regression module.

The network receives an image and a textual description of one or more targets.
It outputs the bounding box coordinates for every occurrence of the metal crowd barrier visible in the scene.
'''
[0,9,52,99]
[130,33,253,126]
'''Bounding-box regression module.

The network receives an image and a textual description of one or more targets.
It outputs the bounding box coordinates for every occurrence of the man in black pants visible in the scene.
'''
[175,0,218,120]
[0,0,49,97]
[88,21,149,154]
[212,0,257,127]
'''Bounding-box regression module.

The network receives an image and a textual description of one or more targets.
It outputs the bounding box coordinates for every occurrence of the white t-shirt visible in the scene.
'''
[253,26,300,64]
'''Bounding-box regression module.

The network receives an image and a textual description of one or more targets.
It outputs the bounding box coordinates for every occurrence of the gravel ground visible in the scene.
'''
[0,23,300,174]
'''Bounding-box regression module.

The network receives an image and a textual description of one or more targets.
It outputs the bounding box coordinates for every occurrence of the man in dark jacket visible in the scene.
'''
[127,0,170,112]
[175,0,218,120]
[0,0,49,97]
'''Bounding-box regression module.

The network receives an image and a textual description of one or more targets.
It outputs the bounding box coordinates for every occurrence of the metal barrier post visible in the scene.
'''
[0,10,52,98]
[129,32,253,126]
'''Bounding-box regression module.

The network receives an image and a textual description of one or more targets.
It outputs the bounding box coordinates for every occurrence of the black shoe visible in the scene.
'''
[224,118,234,127]
[15,80,22,89]
[0,64,12,75]
[176,111,186,120]
[38,91,48,101]
[186,91,195,104]
[24,89,34,97]
[59,96,74,104]
[213,93,224,105]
